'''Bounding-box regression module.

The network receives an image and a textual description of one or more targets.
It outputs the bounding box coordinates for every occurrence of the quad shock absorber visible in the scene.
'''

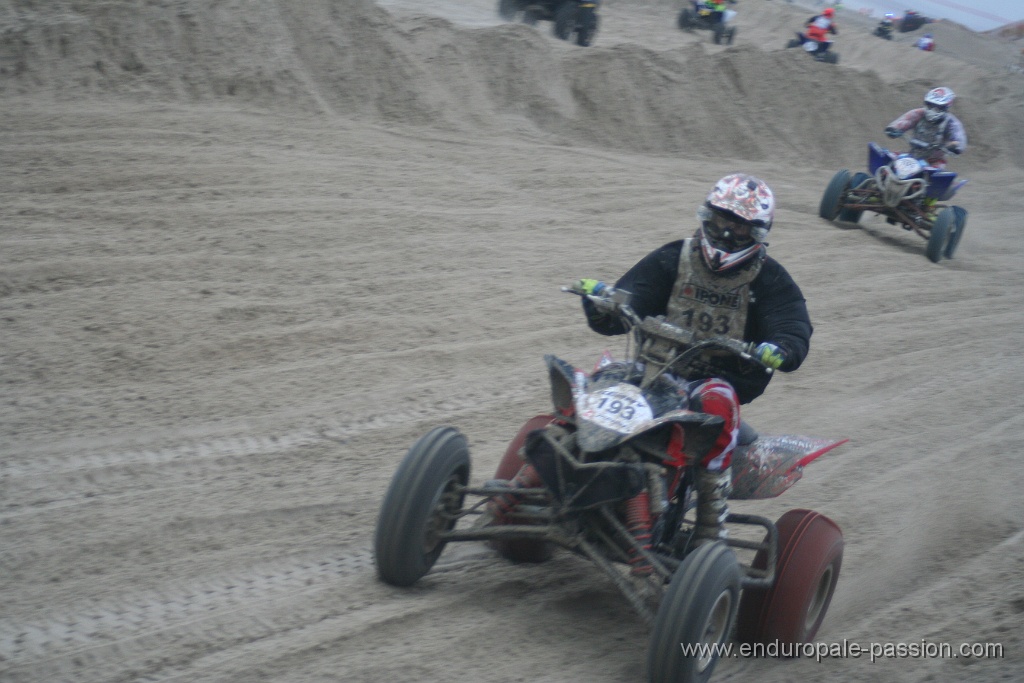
[489,463,543,521]
[625,491,653,576]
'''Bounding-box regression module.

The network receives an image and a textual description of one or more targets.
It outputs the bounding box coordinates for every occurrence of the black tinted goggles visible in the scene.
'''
[704,208,764,249]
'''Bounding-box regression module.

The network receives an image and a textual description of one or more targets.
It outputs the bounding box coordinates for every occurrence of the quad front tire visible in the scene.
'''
[927,207,957,263]
[819,169,851,220]
[736,509,843,646]
[711,24,735,45]
[944,206,967,259]
[647,542,742,683]
[837,171,870,223]
[375,426,471,586]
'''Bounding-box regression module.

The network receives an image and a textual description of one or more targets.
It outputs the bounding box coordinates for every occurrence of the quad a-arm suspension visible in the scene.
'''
[842,172,937,237]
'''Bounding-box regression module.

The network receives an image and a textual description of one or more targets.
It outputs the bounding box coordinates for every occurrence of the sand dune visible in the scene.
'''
[1,0,1022,681]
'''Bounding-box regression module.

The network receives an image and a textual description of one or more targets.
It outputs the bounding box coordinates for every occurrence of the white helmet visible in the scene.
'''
[924,87,955,123]
[696,174,774,272]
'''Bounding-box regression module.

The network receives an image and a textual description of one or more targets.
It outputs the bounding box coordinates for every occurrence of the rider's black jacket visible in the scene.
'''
[582,238,813,404]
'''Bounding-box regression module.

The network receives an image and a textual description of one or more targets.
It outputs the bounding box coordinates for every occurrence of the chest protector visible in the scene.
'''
[665,238,762,343]
[913,116,949,149]
[642,239,764,386]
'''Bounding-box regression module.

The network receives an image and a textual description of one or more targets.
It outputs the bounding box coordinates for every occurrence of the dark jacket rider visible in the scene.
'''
[577,174,813,549]
[582,241,811,405]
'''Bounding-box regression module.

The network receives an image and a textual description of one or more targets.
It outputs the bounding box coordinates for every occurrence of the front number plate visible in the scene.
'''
[894,156,922,179]
[578,385,654,434]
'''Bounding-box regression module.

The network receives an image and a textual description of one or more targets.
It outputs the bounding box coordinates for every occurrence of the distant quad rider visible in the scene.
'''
[915,33,935,51]
[678,0,737,42]
[885,87,967,170]
[875,12,895,39]
[576,174,813,546]
[804,7,838,55]
[900,8,928,32]
[703,0,728,25]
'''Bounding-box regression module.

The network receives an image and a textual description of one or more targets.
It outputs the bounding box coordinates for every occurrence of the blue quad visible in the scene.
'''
[819,142,969,263]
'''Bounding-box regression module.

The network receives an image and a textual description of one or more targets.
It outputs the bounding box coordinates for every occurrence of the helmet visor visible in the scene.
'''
[703,206,762,252]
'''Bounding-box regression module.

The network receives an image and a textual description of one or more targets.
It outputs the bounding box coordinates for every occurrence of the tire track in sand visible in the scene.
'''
[0,544,495,683]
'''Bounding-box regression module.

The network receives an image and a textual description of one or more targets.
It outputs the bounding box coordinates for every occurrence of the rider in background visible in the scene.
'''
[704,0,728,25]
[804,7,838,54]
[576,174,813,546]
[915,33,935,51]
[876,12,895,36]
[885,87,967,169]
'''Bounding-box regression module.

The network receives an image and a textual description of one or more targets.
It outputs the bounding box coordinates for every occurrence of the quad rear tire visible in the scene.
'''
[678,9,697,30]
[736,509,843,646]
[819,169,851,220]
[647,542,742,683]
[375,427,471,586]
[927,207,956,263]
[491,414,556,563]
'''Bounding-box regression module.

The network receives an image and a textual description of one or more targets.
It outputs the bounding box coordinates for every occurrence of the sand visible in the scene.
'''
[2,0,1023,681]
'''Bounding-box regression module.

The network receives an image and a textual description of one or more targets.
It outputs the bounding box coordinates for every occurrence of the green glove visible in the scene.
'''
[576,278,607,296]
[754,342,786,370]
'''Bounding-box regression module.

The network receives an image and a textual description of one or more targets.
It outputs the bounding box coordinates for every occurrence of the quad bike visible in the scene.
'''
[498,0,600,47]
[677,1,738,45]
[785,33,838,64]
[873,19,894,40]
[375,285,847,683]
[898,11,932,33]
[819,139,969,263]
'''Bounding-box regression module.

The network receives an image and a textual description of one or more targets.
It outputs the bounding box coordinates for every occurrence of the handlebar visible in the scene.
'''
[910,138,960,155]
[563,285,772,373]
